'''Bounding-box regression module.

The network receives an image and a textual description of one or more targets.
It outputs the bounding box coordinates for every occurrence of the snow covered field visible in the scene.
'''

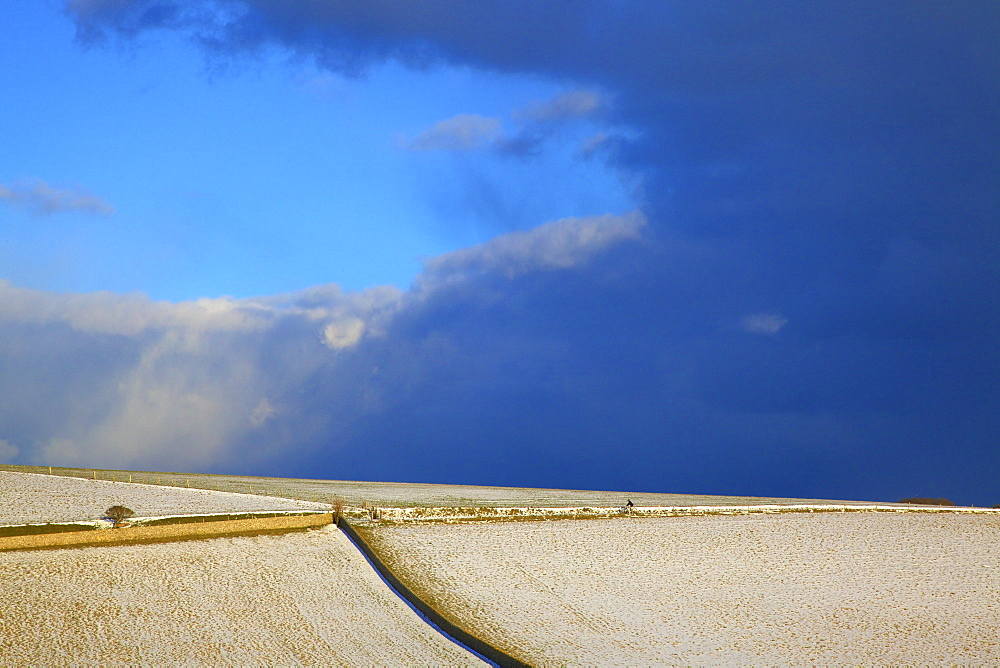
[363,512,1000,665]
[0,471,327,526]
[5,469,996,664]
[0,464,882,509]
[0,525,485,666]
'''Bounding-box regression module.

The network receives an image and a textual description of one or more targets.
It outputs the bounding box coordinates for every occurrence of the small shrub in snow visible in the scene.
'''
[105,505,135,528]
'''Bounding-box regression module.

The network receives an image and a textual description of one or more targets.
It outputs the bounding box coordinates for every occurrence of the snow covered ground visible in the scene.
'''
[0,525,485,666]
[5,469,996,664]
[0,464,885,509]
[363,512,1000,665]
[0,471,327,526]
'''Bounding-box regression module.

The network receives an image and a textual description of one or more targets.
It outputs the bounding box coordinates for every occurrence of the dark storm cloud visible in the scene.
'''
[57,1,1000,504]
[67,0,187,43]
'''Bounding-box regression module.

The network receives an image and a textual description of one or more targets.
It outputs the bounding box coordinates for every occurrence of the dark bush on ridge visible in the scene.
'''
[898,498,955,506]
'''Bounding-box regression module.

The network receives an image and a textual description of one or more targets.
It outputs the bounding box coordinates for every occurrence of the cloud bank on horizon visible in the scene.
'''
[0,213,643,473]
[0,1,997,505]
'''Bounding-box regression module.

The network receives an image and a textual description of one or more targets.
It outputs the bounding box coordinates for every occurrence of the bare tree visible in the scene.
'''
[331,497,345,525]
[105,505,134,528]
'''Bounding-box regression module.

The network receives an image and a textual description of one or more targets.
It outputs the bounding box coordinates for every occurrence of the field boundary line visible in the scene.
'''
[0,513,332,552]
[373,504,1000,523]
[339,517,529,668]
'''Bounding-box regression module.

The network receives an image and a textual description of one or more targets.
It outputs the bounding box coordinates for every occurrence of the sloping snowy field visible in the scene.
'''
[0,525,485,666]
[0,464,881,509]
[0,471,327,526]
[363,513,1000,665]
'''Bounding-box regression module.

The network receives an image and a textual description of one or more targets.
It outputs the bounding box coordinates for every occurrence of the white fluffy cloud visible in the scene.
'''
[0,179,114,216]
[512,90,604,123]
[323,317,366,349]
[0,281,268,337]
[741,313,788,335]
[420,211,645,288]
[0,439,19,462]
[405,89,611,156]
[406,114,504,151]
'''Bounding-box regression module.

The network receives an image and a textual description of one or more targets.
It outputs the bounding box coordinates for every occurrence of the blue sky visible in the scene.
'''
[1,1,997,506]
[1,1,632,298]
